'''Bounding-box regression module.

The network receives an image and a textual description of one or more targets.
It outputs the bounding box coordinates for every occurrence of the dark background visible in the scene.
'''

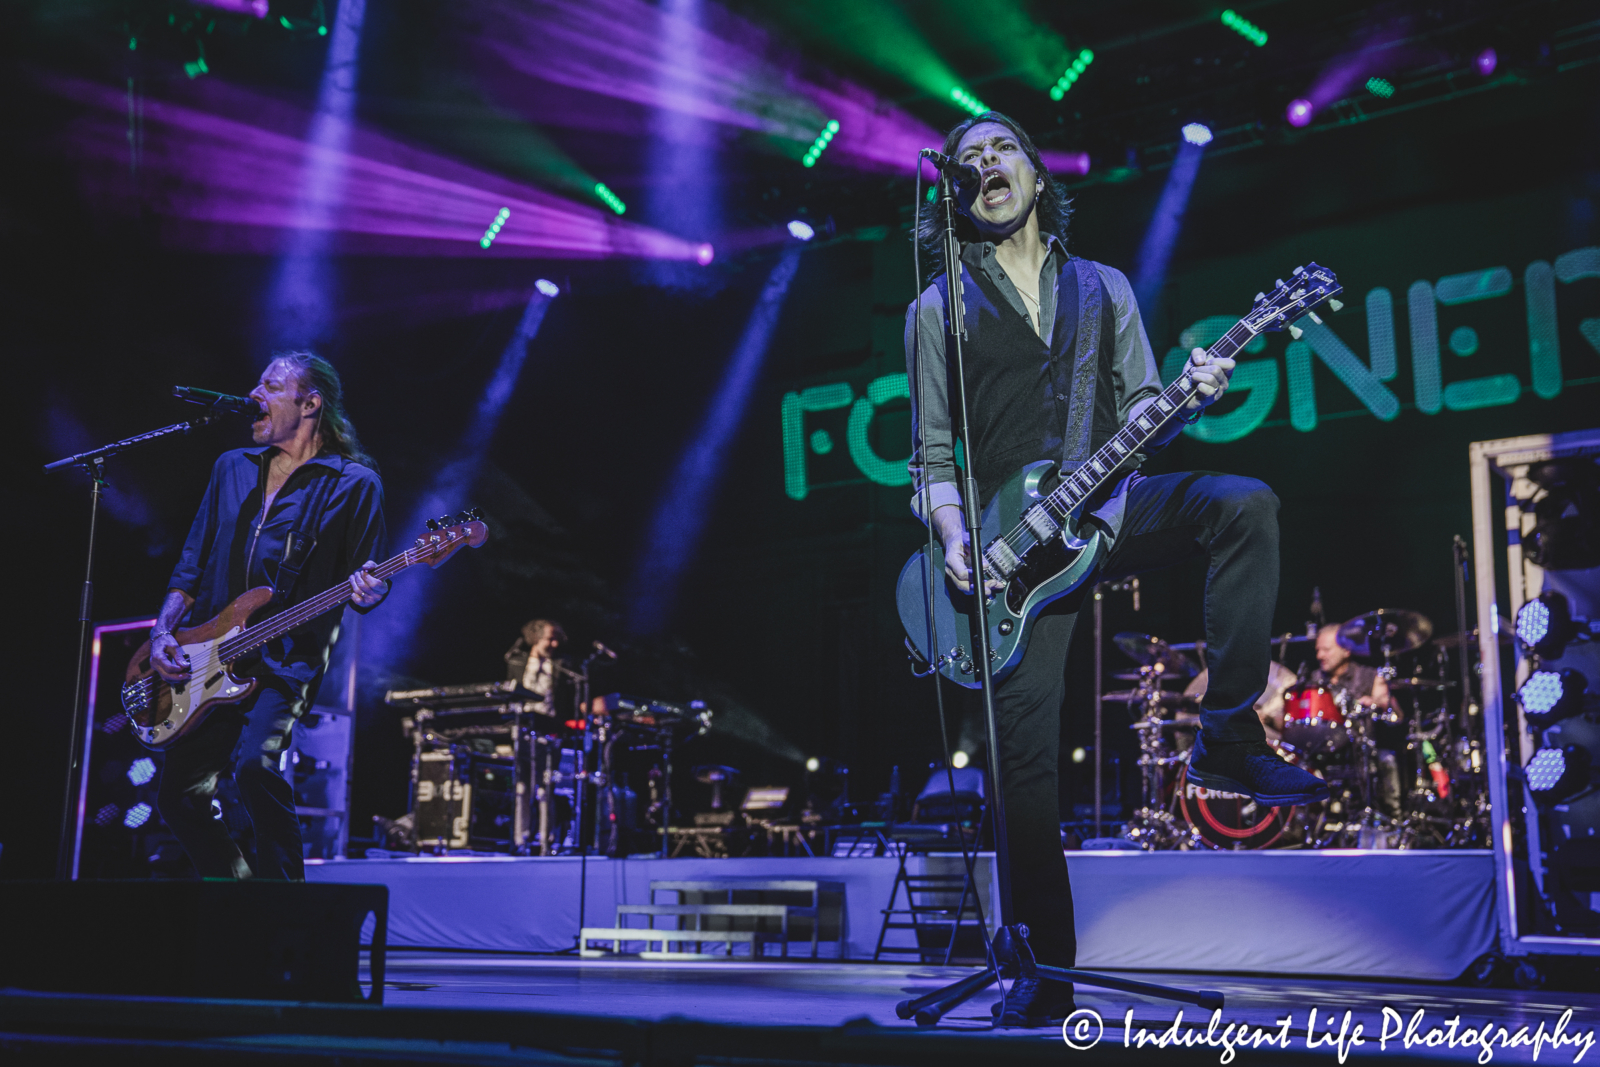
[4,0,1598,877]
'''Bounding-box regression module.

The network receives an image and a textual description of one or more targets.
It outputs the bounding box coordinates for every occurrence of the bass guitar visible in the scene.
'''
[121,509,488,748]
[897,265,1343,688]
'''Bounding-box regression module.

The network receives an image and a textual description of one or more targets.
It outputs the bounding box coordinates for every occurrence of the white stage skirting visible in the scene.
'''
[307,849,1496,982]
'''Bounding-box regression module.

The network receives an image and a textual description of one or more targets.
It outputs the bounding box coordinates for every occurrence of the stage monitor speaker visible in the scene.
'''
[0,880,387,1003]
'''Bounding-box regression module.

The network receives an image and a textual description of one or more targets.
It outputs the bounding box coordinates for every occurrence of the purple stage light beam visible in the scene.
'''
[647,0,719,286]
[464,0,939,177]
[264,0,366,348]
[48,73,709,261]
[627,249,802,635]
[1133,138,1206,321]
[363,285,558,676]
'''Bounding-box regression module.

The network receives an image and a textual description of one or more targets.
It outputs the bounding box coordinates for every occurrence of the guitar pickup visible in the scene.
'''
[984,541,1020,578]
[1023,506,1058,542]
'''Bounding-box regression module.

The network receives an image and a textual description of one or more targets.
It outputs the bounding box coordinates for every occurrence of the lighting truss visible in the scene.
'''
[1050,49,1095,100]
[1220,9,1268,47]
[949,86,987,117]
[802,120,839,168]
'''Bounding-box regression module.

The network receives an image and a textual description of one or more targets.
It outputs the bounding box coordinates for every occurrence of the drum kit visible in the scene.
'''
[1102,607,1496,850]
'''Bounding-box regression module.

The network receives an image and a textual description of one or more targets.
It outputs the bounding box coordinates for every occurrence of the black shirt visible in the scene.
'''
[168,446,386,701]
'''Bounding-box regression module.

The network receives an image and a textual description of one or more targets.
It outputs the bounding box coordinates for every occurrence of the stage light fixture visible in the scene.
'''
[193,0,269,16]
[787,220,815,241]
[1181,123,1213,147]
[1286,98,1313,127]
[1366,77,1395,99]
[1516,668,1590,727]
[1049,49,1095,100]
[478,207,511,249]
[1476,48,1498,76]
[595,182,627,215]
[1220,9,1268,47]
[93,804,120,827]
[126,757,156,787]
[806,757,820,772]
[951,750,970,769]
[123,803,153,830]
[1516,590,1599,660]
[533,279,560,298]
[1526,745,1592,803]
[695,243,715,266]
[802,119,840,168]
[950,87,988,117]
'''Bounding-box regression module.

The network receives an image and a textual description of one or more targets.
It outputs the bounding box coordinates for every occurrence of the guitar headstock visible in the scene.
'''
[414,508,488,568]
[1242,262,1344,340]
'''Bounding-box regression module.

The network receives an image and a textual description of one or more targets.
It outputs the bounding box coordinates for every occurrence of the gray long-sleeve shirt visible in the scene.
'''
[903,235,1164,543]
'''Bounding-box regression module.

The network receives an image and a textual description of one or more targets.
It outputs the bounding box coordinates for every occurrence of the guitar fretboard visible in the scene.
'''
[982,321,1255,574]
[216,538,449,662]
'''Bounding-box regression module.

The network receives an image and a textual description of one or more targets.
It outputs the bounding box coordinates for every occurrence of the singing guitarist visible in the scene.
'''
[905,112,1328,1026]
[148,352,388,881]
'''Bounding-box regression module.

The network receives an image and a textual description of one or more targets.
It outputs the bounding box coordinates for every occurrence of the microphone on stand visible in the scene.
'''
[592,641,618,661]
[173,386,263,419]
[919,148,980,187]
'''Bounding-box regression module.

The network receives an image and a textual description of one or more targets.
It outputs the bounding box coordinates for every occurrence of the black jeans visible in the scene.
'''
[156,679,305,880]
[996,471,1279,967]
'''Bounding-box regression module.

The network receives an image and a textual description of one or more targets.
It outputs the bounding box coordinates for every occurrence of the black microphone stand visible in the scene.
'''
[896,171,1221,1027]
[44,410,229,880]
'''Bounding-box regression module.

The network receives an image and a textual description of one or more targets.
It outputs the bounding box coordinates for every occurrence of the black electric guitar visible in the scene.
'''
[121,510,488,748]
[897,265,1343,688]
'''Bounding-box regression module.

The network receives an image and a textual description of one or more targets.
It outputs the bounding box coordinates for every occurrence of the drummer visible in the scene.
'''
[1312,623,1394,712]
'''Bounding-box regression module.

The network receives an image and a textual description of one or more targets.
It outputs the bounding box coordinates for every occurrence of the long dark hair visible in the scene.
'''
[273,351,377,471]
[915,111,1074,272]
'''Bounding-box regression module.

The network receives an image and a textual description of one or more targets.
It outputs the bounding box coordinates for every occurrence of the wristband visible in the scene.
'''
[151,628,172,640]
[1177,404,1203,425]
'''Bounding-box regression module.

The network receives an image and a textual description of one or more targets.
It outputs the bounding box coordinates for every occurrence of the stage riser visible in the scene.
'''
[307,851,1495,981]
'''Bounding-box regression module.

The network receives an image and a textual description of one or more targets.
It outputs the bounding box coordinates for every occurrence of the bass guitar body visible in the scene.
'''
[121,587,273,749]
[897,461,1104,689]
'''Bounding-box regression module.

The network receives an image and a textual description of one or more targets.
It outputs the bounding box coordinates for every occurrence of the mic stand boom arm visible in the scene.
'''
[43,410,227,881]
[896,172,1221,1027]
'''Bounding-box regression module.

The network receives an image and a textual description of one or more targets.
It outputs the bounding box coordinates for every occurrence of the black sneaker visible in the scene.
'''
[1187,731,1329,806]
[990,975,1075,1028]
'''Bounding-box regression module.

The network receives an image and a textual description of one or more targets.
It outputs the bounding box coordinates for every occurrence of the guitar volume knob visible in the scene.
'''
[997,619,1014,636]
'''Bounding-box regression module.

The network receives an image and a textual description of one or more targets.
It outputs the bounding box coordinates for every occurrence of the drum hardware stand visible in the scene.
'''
[45,409,232,880]
[1091,579,1139,839]
[897,161,1219,1028]
[1123,666,1201,851]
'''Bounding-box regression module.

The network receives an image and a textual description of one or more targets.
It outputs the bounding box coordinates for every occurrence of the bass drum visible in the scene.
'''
[1176,743,1312,850]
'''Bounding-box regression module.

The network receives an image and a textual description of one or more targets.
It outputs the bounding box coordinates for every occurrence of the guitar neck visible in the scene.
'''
[217,549,416,662]
[1043,322,1255,517]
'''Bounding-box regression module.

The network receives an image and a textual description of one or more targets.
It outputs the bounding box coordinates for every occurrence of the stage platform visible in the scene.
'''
[306,849,1498,982]
[6,954,1597,1065]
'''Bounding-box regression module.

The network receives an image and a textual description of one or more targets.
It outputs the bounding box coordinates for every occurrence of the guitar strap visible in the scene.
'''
[269,457,344,605]
[1056,255,1103,473]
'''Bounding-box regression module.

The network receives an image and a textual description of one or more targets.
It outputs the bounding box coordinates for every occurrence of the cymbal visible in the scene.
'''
[1113,632,1200,677]
[1102,689,1198,705]
[1386,677,1456,691]
[1337,609,1432,658]
[1130,717,1200,731]
[1432,621,1515,649]
[1110,671,1187,684]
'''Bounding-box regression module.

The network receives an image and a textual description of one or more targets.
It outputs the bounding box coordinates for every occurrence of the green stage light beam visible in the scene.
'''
[924,0,1072,92]
[763,0,965,106]
[950,86,987,116]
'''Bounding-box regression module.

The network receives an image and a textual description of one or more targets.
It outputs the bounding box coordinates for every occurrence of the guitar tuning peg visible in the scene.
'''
[1328,299,1344,312]
[1254,292,1266,304]
[425,518,441,531]
[1275,279,1286,289]
[1306,311,1323,325]
[1287,324,1304,340]
[1292,265,1304,275]
[464,507,483,521]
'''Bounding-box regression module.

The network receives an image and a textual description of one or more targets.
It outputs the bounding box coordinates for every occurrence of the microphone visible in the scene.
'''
[174,386,263,418]
[592,640,618,660]
[920,148,980,187]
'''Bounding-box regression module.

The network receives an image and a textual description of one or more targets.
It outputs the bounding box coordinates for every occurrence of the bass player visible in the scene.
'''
[148,352,388,881]
[905,112,1328,1026]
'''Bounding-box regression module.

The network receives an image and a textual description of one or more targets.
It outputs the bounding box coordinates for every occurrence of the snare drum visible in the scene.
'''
[1283,685,1348,754]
